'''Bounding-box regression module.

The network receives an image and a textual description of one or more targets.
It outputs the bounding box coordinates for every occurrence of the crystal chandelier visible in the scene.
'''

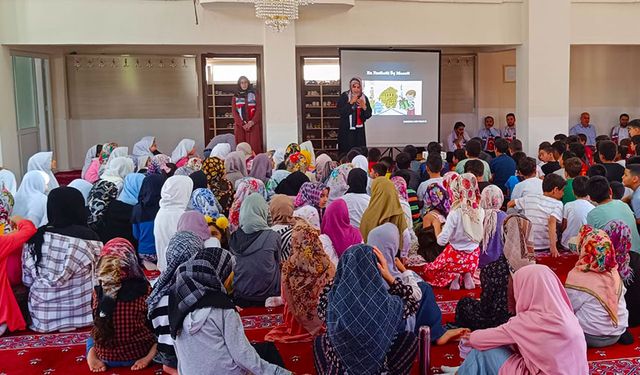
[254,0,311,32]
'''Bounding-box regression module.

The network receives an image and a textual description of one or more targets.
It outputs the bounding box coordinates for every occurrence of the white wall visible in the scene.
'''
[570,45,640,136]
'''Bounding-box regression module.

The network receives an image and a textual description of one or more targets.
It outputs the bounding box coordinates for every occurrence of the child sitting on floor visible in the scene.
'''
[508,173,565,257]
[561,176,593,250]
[86,238,157,372]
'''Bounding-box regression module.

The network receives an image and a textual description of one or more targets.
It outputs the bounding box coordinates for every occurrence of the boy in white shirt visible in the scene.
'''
[561,176,594,249]
[510,157,543,200]
[508,173,565,257]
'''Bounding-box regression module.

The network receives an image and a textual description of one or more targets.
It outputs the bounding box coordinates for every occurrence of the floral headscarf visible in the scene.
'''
[286,152,306,173]
[565,225,621,326]
[602,220,633,282]
[423,183,450,216]
[229,177,267,231]
[281,220,335,335]
[285,143,301,161]
[391,176,408,202]
[448,173,483,243]
[0,188,14,234]
[147,154,172,175]
[294,182,327,209]
[189,188,223,218]
[480,185,504,251]
[99,143,118,165]
[327,163,354,202]
[202,157,234,214]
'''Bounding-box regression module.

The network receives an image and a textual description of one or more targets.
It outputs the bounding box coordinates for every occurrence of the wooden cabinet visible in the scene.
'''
[300,80,341,159]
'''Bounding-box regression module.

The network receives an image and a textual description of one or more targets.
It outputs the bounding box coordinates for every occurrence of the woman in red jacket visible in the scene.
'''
[233,76,263,154]
[0,216,37,336]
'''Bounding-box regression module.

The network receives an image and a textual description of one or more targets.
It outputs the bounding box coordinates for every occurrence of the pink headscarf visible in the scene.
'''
[469,265,588,375]
[321,199,362,257]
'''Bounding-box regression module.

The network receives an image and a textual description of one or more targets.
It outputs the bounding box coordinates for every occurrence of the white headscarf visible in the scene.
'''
[106,146,129,165]
[100,156,135,188]
[293,205,321,229]
[272,148,286,169]
[12,170,48,227]
[210,143,231,160]
[0,169,17,195]
[171,139,196,162]
[68,178,93,204]
[27,151,58,189]
[81,145,98,179]
[352,155,369,172]
[154,175,194,272]
[132,136,155,158]
[136,155,151,171]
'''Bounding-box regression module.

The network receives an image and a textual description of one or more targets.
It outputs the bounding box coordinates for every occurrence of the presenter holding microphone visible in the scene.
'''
[338,77,372,156]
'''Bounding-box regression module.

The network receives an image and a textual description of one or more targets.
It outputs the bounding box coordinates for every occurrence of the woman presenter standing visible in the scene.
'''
[337,77,372,156]
[232,76,263,154]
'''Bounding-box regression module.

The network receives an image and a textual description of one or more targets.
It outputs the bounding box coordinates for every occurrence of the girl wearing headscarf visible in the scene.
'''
[340,168,370,227]
[189,188,223,218]
[0,213,36,336]
[154,175,194,272]
[236,142,253,159]
[337,77,372,155]
[175,157,203,177]
[391,176,417,253]
[269,194,295,261]
[359,177,408,252]
[417,182,450,263]
[23,187,103,332]
[274,171,309,197]
[313,244,419,375]
[285,152,306,173]
[202,157,234,214]
[148,154,172,176]
[189,170,208,191]
[86,239,156,372]
[12,171,48,227]
[229,193,282,307]
[266,168,291,198]
[293,205,321,230]
[320,199,362,265]
[209,143,232,160]
[204,134,236,157]
[131,174,165,265]
[328,164,355,205]
[233,76,263,154]
[602,220,640,327]
[87,156,135,228]
[148,231,203,374]
[479,185,507,268]
[68,179,94,204]
[85,143,117,183]
[0,168,17,196]
[81,144,101,180]
[132,136,157,161]
[266,220,336,343]
[249,153,272,184]
[171,139,197,168]
[105,146,129,168]
[284,143,300,162]
[0,189,13,235]
[228,177,267,232]
[565,225,630,347]
[27,151,59,189]
[422,173,483,290]
[457,265,588,375]
[177,211,218,248]
[294,182,329,221]
[97,173,145,245]
[455,214,535,331]
[314,153,335,184]
[368,223,468,345]
[170,248,289,375]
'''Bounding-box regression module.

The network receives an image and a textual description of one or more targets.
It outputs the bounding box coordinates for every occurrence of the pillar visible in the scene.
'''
[516,0,571,157]
[262,23,299,150]
[0,46,20,173]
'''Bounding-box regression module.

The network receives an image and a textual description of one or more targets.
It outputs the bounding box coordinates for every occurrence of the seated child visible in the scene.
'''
[508,174,565,257]
[561,176,594,249]
[86,239,157,372]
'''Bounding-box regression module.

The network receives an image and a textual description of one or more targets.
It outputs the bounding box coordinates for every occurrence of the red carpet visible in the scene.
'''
[2,252,639,374]
[53,170,81,187]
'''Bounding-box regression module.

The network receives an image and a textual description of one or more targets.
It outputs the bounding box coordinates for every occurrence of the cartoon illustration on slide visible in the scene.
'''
[364,80,422,116]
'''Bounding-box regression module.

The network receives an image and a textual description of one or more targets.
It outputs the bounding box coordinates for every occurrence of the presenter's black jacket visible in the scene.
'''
[337,92,372,156]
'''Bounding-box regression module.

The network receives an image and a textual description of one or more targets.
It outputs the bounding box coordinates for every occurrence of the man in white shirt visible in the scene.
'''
[503,113,517,142]
[510,157,542,200]
[447,121,471,152]
[561,176,594,249]
[610,113,630,144]
[508,174,565,257]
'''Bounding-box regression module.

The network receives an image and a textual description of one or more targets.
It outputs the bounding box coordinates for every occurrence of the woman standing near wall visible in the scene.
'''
[337,77,372,156]
[232,76,263,154]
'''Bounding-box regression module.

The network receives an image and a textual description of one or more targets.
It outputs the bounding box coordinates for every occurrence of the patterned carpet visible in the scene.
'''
[2,208,639,374]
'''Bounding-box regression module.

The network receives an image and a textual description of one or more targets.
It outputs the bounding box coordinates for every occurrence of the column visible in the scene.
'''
[262,23,299,150]
[516,0,571,157]
[0,46,20,173]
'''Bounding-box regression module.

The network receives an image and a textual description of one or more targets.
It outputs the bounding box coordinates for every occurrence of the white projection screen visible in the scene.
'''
[340,49,441,147]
